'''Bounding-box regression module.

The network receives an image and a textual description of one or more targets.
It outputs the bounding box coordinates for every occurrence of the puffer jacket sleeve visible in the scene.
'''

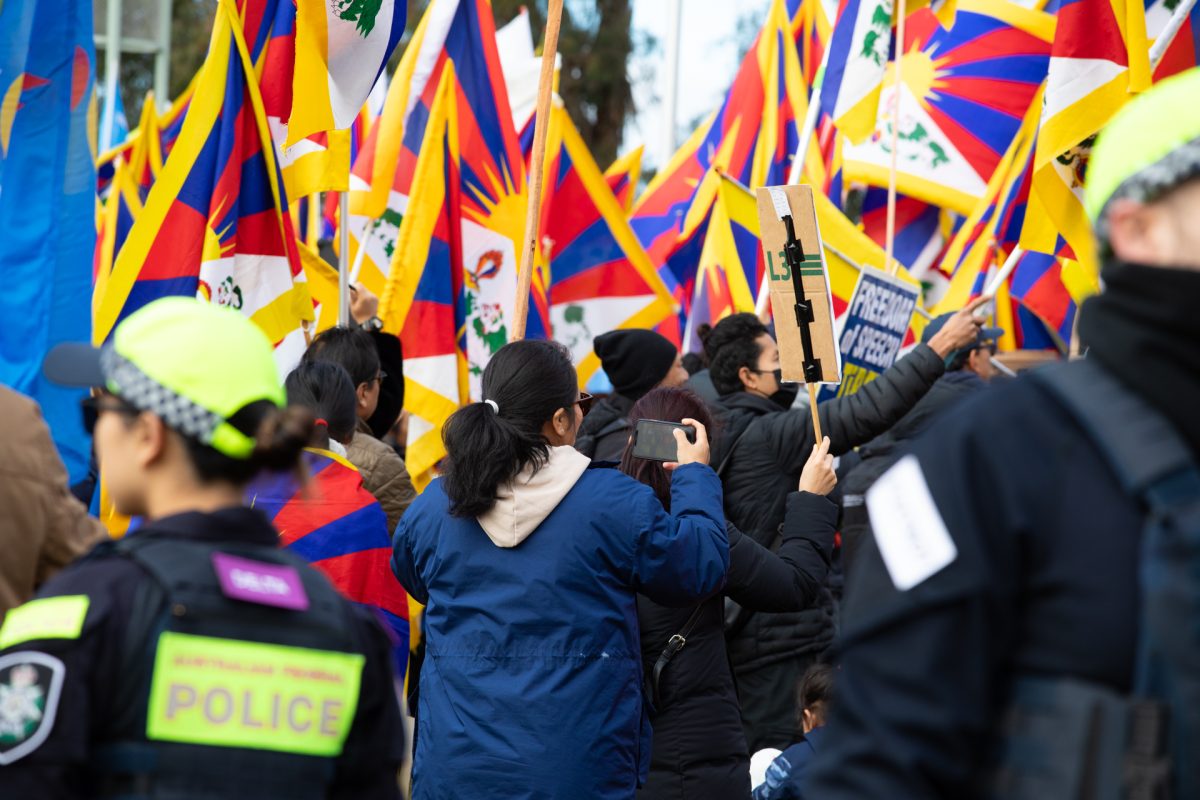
[726,491,837,612]
[630,463,730,607]
[815,343,945,461]
[367,451,417,534]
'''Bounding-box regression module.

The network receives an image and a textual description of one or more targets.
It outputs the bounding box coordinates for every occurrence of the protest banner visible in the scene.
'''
[818,265,921,402]
[756,184,841,439]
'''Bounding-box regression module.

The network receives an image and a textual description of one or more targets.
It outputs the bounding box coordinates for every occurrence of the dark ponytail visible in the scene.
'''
[184,400,314,485]
[442,340,578,517]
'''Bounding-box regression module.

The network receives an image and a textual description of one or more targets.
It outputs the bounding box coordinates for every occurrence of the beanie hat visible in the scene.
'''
[593,329,678,401]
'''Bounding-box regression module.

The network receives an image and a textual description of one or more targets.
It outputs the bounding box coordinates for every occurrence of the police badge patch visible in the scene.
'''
[0,651,65,765]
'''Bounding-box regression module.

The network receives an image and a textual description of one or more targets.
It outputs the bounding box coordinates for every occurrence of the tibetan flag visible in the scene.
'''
[378,65,466,491]
[537,104,676,387]
[935,89,1042,315]
[94,0,313,371]
[1010,249,1076,350]
[859,189,946,278]
[298,238,340,333]
[684,172,766,353]
[288,0,405,146]
[1024,0,1151,284]
[247,448,410,677]
[0,0,96,480]
[842,0,1054,214]
[632,0,819,308]
[244,0,354,199]
[345,0,548,343]
[819,0,894,143]
[604,145,643,214]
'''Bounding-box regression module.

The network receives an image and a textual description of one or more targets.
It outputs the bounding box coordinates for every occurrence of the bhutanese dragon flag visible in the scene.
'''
[288,0,405,146]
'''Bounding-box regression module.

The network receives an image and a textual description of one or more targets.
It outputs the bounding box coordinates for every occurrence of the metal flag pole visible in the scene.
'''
[662,0,683,164]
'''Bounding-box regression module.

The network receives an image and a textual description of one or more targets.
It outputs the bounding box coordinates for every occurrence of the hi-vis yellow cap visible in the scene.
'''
[44,298,285,459]
[1086,67,1200,236]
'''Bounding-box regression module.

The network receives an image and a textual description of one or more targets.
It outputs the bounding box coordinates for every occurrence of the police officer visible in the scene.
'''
[0,298,404,799]
[801,69,1200,799]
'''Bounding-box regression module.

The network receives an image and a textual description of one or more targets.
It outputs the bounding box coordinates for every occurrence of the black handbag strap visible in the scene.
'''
[650,605,707,710]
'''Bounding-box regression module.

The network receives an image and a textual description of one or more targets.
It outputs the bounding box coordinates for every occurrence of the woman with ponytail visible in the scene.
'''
[7,298,405,799]
[392,339,729,800]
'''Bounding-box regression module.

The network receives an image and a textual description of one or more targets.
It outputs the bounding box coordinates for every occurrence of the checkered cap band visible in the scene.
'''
[1096,136,1200,244]
[102,348,223,445]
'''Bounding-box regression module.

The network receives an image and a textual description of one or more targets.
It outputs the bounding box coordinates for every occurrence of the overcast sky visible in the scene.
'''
[626,0,771,173]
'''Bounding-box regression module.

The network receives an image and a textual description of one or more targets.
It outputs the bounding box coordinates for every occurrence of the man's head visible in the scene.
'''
[302,327,383,422]
[921,313,1002,382]
[707,313,781,397]
[593,329,686,401]
[1087,68,1200,271]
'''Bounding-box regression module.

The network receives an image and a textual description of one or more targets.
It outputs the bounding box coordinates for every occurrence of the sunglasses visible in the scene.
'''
[574,392,594,415]
[81,395,139,435]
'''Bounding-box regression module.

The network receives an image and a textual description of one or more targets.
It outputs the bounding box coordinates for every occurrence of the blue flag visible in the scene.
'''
[0,0,96,480]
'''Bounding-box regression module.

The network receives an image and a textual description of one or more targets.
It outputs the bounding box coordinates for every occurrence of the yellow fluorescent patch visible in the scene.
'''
[146,631,364,757]
[0,595,91,649]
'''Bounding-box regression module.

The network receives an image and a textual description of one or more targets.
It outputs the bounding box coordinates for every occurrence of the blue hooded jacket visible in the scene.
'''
[392,457,729,800]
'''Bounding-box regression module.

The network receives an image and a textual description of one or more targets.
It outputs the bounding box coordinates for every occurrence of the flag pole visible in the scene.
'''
[884,4,906,277]
[1150,0,1199,68]
[100,0,123,153]
[338,192,351,327]
[512,0,564,342]
[663,0,683,163]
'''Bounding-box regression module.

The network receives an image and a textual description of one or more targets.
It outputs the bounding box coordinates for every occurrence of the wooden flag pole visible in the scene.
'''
[511,0,565,342]
[884,4,906,277]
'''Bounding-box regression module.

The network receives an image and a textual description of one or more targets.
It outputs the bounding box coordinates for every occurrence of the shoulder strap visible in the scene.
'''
[1030,360,1197,501]
[1031,359,1200,799]
[649,605,707,710]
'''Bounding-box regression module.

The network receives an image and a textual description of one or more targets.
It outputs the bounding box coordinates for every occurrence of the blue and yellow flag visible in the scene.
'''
[0,0,96,479]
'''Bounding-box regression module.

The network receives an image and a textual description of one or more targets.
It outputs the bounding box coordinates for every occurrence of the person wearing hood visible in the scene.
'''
[703,305,988,752]
[839,315,1002,570]
[801,68,1200,799]
[391,340,729,800]
[574,329,689,462]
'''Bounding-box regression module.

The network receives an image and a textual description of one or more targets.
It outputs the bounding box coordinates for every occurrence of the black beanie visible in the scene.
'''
[594,329,678,401]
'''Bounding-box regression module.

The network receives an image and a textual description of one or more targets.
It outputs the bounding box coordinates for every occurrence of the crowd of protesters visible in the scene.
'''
[1,69,1199,800]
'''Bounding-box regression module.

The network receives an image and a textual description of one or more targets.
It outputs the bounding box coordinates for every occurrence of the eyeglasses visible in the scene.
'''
[81,395,139,435]
[977,342,998,355]
[574,392,594,415]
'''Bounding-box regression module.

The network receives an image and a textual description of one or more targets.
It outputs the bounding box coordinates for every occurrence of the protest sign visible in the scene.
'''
[755,185,841,385]
[818,266,921,402]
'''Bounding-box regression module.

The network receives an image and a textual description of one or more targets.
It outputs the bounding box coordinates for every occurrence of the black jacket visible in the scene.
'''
[803,364,1176,798]
[0,507,404,800]
[637,492,838,800]
[713,344,946,674]
[575,394,635,462]
[840,370,985,570]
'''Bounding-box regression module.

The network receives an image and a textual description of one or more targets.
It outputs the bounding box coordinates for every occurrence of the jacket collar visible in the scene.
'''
[132,506,280,547]
[717,390,780,416]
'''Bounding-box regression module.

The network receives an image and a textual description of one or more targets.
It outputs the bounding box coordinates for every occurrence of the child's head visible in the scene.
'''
[797,662,834,734]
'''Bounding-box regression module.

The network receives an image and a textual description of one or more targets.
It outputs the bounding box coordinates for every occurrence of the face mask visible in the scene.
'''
[770,373,797,409]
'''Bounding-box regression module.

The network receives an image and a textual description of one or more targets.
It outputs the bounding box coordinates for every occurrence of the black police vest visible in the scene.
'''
[88,530,369,800]
[988,360,1200,800]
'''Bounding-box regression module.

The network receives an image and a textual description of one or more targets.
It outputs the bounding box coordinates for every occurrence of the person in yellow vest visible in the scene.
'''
[0,297,403,799]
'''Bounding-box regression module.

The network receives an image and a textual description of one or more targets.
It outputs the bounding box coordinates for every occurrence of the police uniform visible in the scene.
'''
[802,67,1200,799]
[0,297,405,798]
[0,506,404,799]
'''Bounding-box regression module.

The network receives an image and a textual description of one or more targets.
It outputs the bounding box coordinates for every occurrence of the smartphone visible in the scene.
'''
[632,419,696,463]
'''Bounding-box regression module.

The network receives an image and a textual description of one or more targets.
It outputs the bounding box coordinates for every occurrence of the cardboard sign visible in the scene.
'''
[755,185,841,385]
[818,266,921,403]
